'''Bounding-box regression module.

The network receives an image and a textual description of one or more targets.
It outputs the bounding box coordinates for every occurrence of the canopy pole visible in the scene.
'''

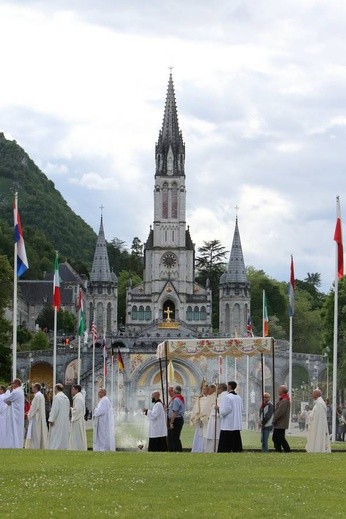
[272,340,276,408]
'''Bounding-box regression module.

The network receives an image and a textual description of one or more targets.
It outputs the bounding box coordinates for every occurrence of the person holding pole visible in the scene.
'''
[272,385,291,452]
[204,383,227,453]
[259,392,274,452]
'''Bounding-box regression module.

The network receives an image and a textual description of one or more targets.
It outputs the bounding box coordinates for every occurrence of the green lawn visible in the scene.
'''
[86,421,346,452]
[0,448,344,518]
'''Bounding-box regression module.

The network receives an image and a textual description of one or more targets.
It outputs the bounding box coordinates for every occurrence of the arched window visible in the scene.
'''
[162,183,168,218]
[106,303,112,332]
[145,306,152,321]
[132,306,138,320]
[194,306,199,321]
[200,306,206,321]
[171,182,178,218]
[186,306,193,321]
[138,306,144,320]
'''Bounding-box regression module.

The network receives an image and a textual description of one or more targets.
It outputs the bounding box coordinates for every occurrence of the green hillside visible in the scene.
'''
[0,132,96,277]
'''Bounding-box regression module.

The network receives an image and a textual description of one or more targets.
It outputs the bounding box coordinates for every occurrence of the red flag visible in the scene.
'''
[52,252,61,310]
[334,196,344,280]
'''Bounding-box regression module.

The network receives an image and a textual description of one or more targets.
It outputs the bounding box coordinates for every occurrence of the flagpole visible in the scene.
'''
[92,333,95,414]
[12,193,18,380]
[111,355,114,409]
[332,195,343,442]
[288,256,295,432]
[246,355,249,429]
[77,335,81,384]
[53,306,57,388]
[117,365,120,420]
[262,290,265,337]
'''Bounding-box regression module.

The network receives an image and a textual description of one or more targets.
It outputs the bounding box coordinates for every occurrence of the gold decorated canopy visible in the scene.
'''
[156,337,274,360]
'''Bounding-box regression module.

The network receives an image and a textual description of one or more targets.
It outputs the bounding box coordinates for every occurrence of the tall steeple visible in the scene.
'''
[88,213,117,336]
[223,217,248,284]
[219,216,250,336]
[155,73,185,177]
[90,215,114,283]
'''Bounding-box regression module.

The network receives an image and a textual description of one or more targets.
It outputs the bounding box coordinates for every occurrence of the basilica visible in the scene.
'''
[16,75,324,412]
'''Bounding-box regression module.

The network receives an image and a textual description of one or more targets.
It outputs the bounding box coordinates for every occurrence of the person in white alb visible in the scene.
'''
[25,383,48,449]
[204,383,228,453]
[143,391,167,451]
[69,384,87,451]
[4,378,25,449]
[306,389,331,453]
[93,388,115,451]
[0,385,10,448]
[48,383,70,450]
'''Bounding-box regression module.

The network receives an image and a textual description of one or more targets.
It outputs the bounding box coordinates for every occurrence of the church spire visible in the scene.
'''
[155,73,185,177]
[90,215,113,282]
[221,217,248,284]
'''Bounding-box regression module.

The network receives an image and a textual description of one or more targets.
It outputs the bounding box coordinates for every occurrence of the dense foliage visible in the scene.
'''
[0,133,95,277]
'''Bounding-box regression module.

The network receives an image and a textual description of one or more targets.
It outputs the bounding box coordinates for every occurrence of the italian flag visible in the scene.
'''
[77,288,85,337]
[263,290,269,337]
[53,253,61,310]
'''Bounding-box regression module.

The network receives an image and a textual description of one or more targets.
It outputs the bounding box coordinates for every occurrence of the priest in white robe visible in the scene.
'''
[48,383,70,450]
[143,391,167,451]
[306,389,331,453]
[216,380,243,452]
[4,378,25,449]
[204,383,228,453]
[69,384,87,451]
[93,388,115,451]
[0,385,10,448]
[25,383,48,449]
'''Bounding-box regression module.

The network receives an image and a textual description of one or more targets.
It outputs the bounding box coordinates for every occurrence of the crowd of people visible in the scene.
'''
[0,376,343,454]
[0,379,115,452]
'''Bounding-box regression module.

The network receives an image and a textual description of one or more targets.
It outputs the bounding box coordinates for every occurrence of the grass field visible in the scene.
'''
[0,427,345,519]
[0,448,345,519]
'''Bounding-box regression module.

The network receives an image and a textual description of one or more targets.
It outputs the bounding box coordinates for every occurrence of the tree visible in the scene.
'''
[36,306,76,334]
[0,255,13,380]
[321,278,346,388]
[246,267,288,337]
[29,330,50,351]
[195,240,228,329]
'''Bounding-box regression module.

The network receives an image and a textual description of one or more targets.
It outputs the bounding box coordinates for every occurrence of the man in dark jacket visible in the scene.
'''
[272,385,291,452]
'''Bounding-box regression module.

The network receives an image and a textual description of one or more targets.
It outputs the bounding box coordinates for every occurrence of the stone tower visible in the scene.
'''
[126,73,212,334]
[219,217,250,336]
[87,215,118,336]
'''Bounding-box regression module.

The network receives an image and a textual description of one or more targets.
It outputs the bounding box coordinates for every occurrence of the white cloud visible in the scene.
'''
[0,0,345,292]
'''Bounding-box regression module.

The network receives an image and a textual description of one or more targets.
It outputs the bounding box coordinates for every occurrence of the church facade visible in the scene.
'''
[16,74,324,414]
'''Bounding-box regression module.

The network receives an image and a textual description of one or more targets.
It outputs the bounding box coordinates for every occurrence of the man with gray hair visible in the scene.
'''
[168,385,185,451]
[306,389,331,453]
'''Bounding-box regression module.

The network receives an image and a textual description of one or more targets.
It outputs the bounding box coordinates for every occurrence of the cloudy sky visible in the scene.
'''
[1,0,345,292]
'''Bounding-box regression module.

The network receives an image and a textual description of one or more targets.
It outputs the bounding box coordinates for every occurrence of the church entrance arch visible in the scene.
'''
[163,300,175,321]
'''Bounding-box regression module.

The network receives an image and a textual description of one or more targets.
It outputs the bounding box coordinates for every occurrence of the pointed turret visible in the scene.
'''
[220,217,248,284]
[155,73,185,177]
[219,217,250,336]
[90,216,115,282]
